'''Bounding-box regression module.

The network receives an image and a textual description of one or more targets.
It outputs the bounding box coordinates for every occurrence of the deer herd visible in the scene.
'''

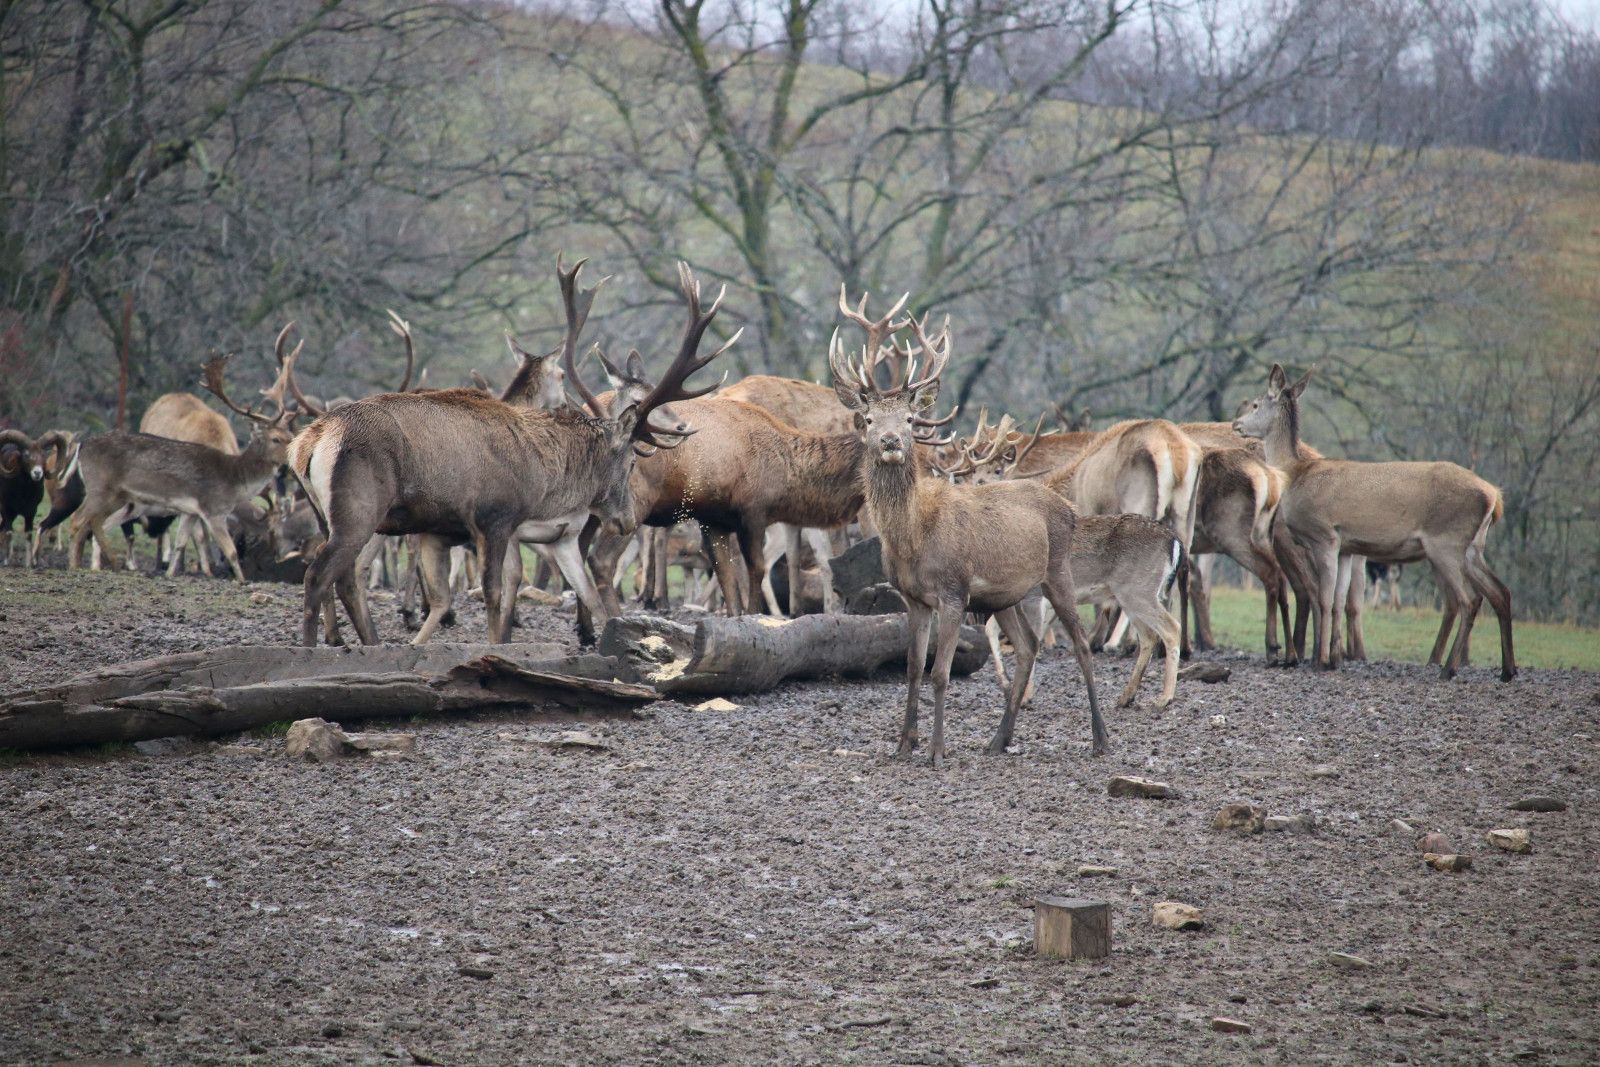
[1,259,1517,764]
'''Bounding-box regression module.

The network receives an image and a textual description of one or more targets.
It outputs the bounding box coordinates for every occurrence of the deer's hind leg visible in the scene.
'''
[988,605,1038,755]
[1040,574,1106,756]
[1464,544,1516,682]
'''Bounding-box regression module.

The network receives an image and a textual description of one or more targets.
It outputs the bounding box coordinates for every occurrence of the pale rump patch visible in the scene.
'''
[303,422,345,520]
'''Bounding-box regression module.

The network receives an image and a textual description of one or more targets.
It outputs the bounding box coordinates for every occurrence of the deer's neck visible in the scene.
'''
[863,454,932,557]
[1261,408,1302,473]
[232,436,281,483]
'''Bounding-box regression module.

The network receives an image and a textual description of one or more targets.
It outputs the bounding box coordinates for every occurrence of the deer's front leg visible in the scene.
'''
[928,600,966,768]
[899,600,932,758]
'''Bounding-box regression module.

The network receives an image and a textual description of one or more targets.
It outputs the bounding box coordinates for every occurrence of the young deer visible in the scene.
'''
[1234,364,1514,680]
[69,354,297,581]
[289,259,732,646]
[940,443,1185,709]
[830,290,1104,764]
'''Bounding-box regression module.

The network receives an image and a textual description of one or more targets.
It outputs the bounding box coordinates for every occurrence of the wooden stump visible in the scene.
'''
[1034,896,1111,960]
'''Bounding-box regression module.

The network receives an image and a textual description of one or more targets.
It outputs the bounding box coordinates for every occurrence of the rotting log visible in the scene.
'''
[0,644,651,752]
[604,612,990,696]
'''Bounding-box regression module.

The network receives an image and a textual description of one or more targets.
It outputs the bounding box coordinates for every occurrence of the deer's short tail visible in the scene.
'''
[1160,534,1186,603]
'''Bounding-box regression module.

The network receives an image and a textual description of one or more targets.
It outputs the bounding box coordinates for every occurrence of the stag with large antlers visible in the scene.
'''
[66,351,297,581]
[830,289,1104,764]
[1234,364,1515,680]
[289,258,732,646]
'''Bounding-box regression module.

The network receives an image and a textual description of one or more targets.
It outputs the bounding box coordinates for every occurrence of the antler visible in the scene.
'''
[1005,412,1050,473]
[270,321,322,418]
[631,262,739,449]
[386,309,415,392]
[204,354,273,425]
[556,254,611,419]
[836,285,911,378]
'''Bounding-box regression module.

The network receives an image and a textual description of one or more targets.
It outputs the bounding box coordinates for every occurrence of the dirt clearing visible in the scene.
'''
[2,569,1597,1064]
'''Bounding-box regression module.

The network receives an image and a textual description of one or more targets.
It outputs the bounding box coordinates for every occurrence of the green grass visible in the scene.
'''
[1203,583,1600,671]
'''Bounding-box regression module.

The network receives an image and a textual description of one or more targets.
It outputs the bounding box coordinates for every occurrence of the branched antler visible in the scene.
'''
[556,254,611,419]
[630,262,739,449]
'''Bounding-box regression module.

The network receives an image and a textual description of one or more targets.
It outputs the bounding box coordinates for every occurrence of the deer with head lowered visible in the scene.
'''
[288,258,732,646]
[1233,364,1515,681]
[830,289,1104,765]
[67,352,298,581]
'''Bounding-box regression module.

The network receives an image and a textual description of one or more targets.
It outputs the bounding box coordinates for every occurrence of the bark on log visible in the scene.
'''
[0,644,650,751]
[617,612,989,696]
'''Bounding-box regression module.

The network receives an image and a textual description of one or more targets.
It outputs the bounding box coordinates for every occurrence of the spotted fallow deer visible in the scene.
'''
[829,290,1103,765]
[1234,364,1514,680]
[68,354,298,581]
[288,259,733,646]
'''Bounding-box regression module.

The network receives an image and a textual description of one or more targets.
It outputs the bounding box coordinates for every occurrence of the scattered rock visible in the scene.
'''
[1077,865,1119,878]
[457,964,495,980]
[249,590,274,606]
[1423,852,1472,872]
[285,718,348,763]
[1209,714,1228,728]
[1179,663,1230,683]
[523,730,609,751]
[1108,775,1175,799]
[132,736,198,757]
[1418,832,1453,854]
[692,697,740,713]
[1390,819,1416,835]
[1328,952,1375,970]
[1212,803,1266,833]
[1211,1017,1252,1034]
[1308,764,1340,779]
[1152,901,1204,930]
[1507,796,1566,813]
[1486,828,1532,854]
[831,748,870,759]
[1264,814,1315,834]
[344,732,417,756]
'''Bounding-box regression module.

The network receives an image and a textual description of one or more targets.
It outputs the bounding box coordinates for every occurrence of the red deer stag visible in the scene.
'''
[829,291,1103,764]
[288,259,731,646]
[1233,364,1514,680]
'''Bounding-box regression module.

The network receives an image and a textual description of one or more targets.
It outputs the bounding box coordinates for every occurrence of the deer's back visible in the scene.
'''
[140,393,239,455]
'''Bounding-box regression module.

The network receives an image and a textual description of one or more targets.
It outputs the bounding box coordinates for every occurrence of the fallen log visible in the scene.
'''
[604,612,990,696]
[0,644,651,752]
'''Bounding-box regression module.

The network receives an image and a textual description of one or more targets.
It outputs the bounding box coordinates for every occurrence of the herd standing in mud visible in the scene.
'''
[2,258,1517,763]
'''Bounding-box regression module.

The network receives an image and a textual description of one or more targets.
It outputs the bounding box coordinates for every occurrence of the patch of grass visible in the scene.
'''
[250,721,294,738]
[990,875,1019,889]
[1202,583,1600,671]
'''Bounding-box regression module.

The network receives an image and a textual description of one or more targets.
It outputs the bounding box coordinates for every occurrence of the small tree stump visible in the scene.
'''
[1033,896,1111,960]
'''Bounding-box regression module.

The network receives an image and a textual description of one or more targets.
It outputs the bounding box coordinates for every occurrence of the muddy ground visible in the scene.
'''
[1,566,1597,1065]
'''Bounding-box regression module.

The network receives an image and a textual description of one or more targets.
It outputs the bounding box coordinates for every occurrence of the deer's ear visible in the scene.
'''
[625,350,645,380]
[611,403,640,441]
[1288,365,1314,399]
[833,376,867,413]
[1267,363,1288,395]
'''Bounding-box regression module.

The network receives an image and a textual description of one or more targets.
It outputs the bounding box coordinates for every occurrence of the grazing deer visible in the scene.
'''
[68,354,297,581]
[1233,364,1514,680]
[830,290,1103,764]
[288,259,732,646]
